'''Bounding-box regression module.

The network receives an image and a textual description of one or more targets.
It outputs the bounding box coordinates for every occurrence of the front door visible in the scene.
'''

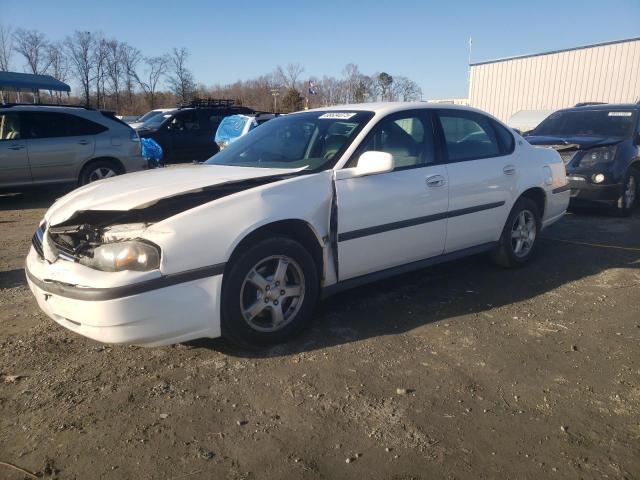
[335,111,449,281]
[0,112,31,187]
[166,110,205,163]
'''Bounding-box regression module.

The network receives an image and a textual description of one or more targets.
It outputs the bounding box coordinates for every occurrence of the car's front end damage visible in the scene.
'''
[25,165,334,346]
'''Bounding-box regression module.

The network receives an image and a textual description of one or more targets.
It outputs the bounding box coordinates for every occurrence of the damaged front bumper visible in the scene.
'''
[25,247,224,346]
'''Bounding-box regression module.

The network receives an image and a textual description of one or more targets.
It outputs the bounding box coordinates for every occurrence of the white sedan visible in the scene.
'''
[26,103,569,348]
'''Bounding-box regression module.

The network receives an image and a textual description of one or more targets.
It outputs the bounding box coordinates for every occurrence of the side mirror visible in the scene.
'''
[353,151,394,177]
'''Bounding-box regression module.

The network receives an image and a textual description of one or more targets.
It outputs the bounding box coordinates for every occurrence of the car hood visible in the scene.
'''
[525,134,622,150]
[45,165,299,226]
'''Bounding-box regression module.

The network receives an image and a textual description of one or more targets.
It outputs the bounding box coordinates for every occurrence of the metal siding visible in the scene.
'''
[469,38,640,122]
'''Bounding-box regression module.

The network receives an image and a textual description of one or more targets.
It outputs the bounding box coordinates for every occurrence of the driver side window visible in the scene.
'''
[348,113,435,169]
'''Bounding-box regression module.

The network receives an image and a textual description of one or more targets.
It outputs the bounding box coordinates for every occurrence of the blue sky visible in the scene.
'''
[2,0,639,99]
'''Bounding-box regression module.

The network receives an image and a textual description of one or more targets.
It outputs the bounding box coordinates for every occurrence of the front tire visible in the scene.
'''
[615,172,637,217]
[492,197,541,268]
[221,237,319,348]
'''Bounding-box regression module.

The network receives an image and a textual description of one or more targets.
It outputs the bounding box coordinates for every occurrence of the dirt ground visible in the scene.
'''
[0,189,638,480]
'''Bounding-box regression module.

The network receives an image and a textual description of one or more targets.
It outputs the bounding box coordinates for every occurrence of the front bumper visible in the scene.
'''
[25,248,223,346]
[567,175,621,203]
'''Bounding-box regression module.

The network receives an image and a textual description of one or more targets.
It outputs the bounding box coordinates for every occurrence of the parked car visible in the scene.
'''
[0,104,146,191]
[136,99,254,163]
[128,108,176,129]
[214,113,279,150]
[508,109,556,134]
[118,115,141,124]
[525,103,640,215]
[26,102,569,348]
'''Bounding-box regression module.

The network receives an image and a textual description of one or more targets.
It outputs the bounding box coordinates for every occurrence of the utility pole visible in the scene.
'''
[271,88,279,113]
[467,37,473,87]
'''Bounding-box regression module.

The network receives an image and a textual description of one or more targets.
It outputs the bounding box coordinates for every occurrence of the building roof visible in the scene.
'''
[0,71,71,93]
[470,36,640,67]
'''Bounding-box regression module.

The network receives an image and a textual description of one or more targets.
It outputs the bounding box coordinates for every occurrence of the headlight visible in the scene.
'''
[80,241,160,272]
[578,146,617,168]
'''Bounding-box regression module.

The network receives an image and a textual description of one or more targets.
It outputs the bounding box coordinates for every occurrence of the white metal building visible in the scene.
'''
[469,37,640,122]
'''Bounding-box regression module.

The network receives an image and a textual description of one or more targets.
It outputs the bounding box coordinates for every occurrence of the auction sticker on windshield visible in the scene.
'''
[608,111,632,116]
[319,112,357,119]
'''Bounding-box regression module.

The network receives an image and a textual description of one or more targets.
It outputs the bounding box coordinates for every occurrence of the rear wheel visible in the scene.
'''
[492,197,541,268]
[615,172,637,217]
[79,160,120,186]
[221,237,318,348]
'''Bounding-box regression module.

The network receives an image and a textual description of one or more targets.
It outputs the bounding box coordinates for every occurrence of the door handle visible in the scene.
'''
[8,145,25,150]
[426,174,446,187]
[503,165,516,175]
[78,140,91,145]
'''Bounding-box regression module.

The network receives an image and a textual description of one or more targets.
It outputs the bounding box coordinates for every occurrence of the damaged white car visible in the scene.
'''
[26,103,570,348]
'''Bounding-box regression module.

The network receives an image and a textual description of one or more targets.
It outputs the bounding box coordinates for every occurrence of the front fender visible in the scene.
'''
[142,171,334,275]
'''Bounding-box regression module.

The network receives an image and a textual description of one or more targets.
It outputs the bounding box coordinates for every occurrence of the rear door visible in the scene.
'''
[335,110,449,280]
[436,109,517,253]
[23,112,100,184]
[0,111,31,187]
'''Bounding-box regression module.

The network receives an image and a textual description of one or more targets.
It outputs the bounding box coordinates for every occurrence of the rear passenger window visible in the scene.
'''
[349,113,435,169]
[438,111,501,161]
[65,114,108,136]
[491,119,515,154]
[24,112,106,139]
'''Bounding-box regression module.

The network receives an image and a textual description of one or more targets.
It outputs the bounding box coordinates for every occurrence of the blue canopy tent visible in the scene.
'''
[0,71,71,103]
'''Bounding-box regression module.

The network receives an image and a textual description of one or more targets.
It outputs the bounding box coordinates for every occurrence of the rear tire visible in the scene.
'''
[221,237,319,349]
[614,172,637,217]
[492,197,541,268]
[79,160,121,186]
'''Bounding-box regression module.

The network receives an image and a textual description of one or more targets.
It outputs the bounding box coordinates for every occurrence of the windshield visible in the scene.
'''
[138,110,165,123]
[531,109,637,137]
[205,110,374,170]
[142,111,175,129]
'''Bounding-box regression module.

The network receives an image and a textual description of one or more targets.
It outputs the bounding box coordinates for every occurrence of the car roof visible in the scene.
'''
[559,103,640,113]
[0,104,94,112]
[305,101,492,116]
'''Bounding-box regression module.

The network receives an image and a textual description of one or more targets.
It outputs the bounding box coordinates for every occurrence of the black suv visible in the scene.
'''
[136,99,255,164]
[525,103,640,216]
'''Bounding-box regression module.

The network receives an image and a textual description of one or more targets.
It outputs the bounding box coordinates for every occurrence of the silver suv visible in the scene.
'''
[0,104,146,190]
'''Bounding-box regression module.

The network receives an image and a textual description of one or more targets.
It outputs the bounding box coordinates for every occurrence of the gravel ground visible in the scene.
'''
[0,189,639,480]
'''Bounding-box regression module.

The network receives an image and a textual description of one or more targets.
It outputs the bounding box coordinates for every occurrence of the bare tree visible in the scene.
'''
[342,63,361,103]
[13,28,51,75]
[0,23,13,71]
[120,43,141,108]
[92,35,109,108]
[46,42,69,102]
[105,39,124,112]
[134,55,169,109]
[276,63,304,89]
[65,31,94,106]
[167,47,195,105]
[391,76,421,101]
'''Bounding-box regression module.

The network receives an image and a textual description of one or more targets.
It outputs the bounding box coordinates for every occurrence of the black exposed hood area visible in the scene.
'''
[525,135,623,150]
[53,173,295,229]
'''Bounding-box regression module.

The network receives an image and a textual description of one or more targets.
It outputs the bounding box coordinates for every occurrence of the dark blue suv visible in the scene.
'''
[525,104,640,216]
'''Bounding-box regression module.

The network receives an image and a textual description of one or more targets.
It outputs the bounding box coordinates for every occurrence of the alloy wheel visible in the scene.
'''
[511,209,536,258]
[239,255,305,333]
[88,167,117,182]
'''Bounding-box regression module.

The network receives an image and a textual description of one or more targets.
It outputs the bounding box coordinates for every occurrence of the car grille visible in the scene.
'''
[32,223,46,259]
